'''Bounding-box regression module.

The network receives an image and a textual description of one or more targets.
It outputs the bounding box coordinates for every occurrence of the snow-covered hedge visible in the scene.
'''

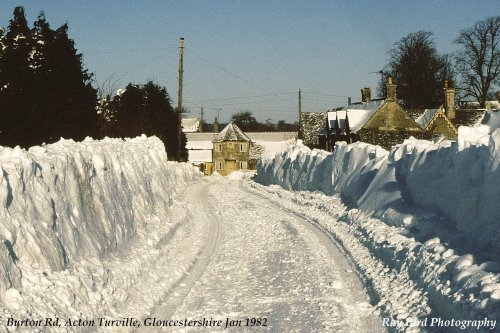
[255,126,500,253]
[0,136,201,299]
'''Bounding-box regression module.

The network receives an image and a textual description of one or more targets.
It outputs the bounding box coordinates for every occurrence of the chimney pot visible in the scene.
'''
[386,76,397,102]
[214,117,219,133]
[361,88,371,103]
[444,80,455,119]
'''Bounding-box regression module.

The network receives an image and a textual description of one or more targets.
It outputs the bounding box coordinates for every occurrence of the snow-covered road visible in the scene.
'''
[142,176,384,332]
[1,172,385,332]
[5,136,500,332]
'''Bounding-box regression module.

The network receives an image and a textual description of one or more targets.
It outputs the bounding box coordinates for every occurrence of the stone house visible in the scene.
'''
[323,76,426,150]
[412,80,484,140]
[412,80,458,140]
[212,122,252,176]
[186,124,296,176]
[415,106,458,140]
[414,82,457,140]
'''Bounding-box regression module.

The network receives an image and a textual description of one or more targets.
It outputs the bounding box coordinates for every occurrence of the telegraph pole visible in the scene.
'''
[298,89,302,139]
[177,37,184,161]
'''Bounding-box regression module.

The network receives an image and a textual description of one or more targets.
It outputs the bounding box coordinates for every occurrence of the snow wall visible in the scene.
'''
[0,136,201,300]
[255,126,500,252]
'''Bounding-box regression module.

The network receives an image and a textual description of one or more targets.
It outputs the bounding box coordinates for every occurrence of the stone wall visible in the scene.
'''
[358,128,431,150]
[212,141,250,175]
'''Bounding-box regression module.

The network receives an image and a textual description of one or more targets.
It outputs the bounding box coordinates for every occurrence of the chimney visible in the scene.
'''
[443,80,456,120]
[213,116,219,133]
[347,97,352,105]
[361,88,371,103]
[386,75,397,102]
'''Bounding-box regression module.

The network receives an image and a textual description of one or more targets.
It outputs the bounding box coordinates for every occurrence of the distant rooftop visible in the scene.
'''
[327,99,385,133]
[181,118,200,133]
[416,108,440,129]
[213,123,251,142]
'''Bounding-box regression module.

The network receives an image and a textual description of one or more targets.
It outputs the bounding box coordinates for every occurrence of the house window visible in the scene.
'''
[229,142,233,147]
[217,161,223,170]
[239,161,247,169]
[239,143,246,152]
[216,144,222,152]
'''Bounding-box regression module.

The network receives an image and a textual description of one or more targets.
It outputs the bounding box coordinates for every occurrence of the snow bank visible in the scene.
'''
[0,136,201,301]
[482,110,500,132]
[256,126,500,251]
[255,126,500,327]
[246,182,500,332]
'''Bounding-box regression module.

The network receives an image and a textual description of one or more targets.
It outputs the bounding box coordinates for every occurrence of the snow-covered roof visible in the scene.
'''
[327,100,384,133]
[181,118,200,133]
[188,149,212,163]
[246,132,297,141]
[327,111,346,131]
[416,108,440,129]
[185,133,217,151]
[213,123,251,142]
[186,131,296,160]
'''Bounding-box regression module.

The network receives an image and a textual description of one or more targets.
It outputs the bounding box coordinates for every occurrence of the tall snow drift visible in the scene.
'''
[0,136,201,300]
[255,126,500,252]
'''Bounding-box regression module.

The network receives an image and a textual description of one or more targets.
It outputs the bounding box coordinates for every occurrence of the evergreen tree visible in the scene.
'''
[0,6,98,148]
[35,19,98,142]
[100,81,186,161]
[0,7,35,147]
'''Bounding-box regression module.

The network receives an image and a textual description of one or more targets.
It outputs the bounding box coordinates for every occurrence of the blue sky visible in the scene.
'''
[1,0,499,123]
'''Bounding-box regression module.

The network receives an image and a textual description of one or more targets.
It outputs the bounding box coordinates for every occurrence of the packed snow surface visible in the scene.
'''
[255,126,500,331]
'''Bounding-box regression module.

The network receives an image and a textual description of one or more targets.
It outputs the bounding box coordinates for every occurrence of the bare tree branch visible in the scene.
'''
[454,17,500,107]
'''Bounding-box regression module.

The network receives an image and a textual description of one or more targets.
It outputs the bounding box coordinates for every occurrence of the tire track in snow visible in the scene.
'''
[236,180,385,332]
[166,177,385,332]
[146,180,222,321]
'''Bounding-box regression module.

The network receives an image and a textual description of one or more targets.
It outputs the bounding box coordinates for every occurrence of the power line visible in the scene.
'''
[114,48,179,79]
[302,91,348,98]
[86,46,178,55]
[185,91,296,104]
[302,95,344,101]
[189,48,270,93]
[185,96,296,108]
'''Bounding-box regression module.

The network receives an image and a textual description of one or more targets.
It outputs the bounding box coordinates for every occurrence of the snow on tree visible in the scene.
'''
[0,6,98,148]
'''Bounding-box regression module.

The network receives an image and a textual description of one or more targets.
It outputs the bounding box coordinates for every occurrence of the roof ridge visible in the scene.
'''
[213,122,251,142]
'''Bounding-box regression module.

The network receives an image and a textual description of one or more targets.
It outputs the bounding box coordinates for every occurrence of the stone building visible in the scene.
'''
[212,122,252,176]
[186,123,296,176]
[415,106,458,140]
[414,81,458,140]
[324,76,426,150]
